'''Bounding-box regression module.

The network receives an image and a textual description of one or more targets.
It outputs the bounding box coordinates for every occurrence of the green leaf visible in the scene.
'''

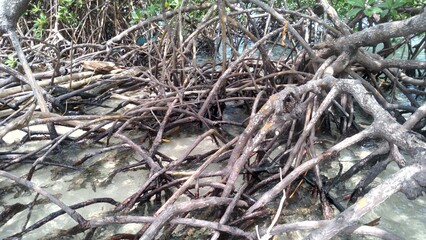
[376,2,387,8]
[364,6,383,17]
[30,3,42,14]
[380,9,389,17]
[385,0,394,8]
[394,0,406,8]
[371,6,383,14]
[367,0,376,5]
[347,0,365,8]
[347,8,362,18]
[5,55,17,68]
[130,8,143,24]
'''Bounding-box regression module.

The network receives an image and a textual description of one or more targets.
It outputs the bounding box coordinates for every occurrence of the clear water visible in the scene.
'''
[2,113,425,239]
[0,143,146,238]
[321,139,426,240]
[1,33,425,240]
[0,124,224,239]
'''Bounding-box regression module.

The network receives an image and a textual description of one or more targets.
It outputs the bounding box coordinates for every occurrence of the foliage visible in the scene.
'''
[29,0,83,38]
[30,2,47,38]
[2,0,425,239]
[4,55,17,68]
[347,0,382,18]
[165,0,184,10]
[283,0,316,9]
[129,0,185,24]
[130,3,161,24]
[23,0,217,42]
[130,7,144,25]
[58,0,83,27]
[346,0,416,19]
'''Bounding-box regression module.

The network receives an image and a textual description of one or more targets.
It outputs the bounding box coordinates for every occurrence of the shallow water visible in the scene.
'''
[0,122,227,239]
[1,121,425,239]
[1,35,425,240]
[321,140,426,240]
[0,142,147,239]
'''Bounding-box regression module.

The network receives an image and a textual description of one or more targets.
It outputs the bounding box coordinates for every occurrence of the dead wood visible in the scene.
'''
[0,1,425,239]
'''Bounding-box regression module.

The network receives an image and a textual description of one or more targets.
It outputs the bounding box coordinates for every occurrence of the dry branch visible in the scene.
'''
[0,1,425,239]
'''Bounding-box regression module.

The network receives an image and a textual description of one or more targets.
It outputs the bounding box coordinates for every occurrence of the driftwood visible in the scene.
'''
[0,1,425,239]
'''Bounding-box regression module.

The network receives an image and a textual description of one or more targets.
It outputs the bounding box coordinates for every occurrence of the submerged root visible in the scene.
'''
[0,1,425,239]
